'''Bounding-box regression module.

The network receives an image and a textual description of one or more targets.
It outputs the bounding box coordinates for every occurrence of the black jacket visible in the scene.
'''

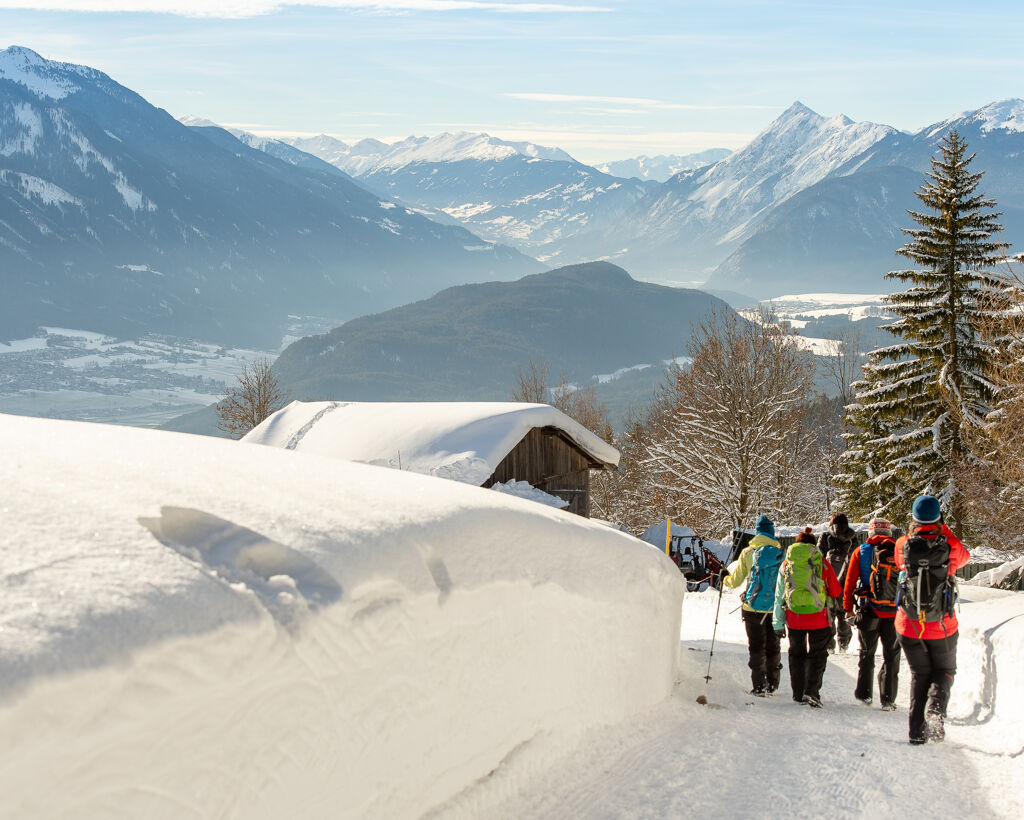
[817,526,858,584]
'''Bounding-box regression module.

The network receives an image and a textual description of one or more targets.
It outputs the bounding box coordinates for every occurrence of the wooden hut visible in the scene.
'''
[242,400,619,518]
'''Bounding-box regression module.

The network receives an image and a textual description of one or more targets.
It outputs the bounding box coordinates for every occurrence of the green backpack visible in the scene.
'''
[783,542,826,615]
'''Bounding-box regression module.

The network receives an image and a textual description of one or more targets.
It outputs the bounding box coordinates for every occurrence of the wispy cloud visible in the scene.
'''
[0,1,608,17]
[506,93,775,111]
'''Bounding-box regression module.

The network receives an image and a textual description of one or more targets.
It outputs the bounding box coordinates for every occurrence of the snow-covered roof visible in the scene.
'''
[242,400,620,485]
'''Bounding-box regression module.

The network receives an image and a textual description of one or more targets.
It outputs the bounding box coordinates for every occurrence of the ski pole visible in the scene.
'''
[704,574,725,684]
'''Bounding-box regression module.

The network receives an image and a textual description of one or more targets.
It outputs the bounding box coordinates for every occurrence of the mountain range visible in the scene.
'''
[276,100,1024,297]
[5,44,1024,354]
[549,100,1024,295]
[280,131,658,262]
[0,47,537,347]
[594,149,733,182]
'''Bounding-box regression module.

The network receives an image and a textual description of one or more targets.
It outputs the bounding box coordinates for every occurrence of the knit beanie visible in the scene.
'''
[795,526,815,544]
[755,514,775,538]
[868,518,893,538]
[911,495,942,524]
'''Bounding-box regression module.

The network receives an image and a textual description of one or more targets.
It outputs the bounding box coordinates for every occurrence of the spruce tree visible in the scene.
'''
[841,130,1011,531]
[837,352,905,520]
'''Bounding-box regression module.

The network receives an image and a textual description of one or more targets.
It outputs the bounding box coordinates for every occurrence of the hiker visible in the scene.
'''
[817,513,858,652]
[895,495,970,745]
[722,514,784,697]
[773,526,842,708]
[843,518,901,710]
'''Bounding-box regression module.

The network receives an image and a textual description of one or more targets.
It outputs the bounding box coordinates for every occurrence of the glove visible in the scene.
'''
[774,626,786,639]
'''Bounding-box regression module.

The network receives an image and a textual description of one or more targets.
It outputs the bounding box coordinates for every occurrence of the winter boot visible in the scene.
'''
[925,712,945,742]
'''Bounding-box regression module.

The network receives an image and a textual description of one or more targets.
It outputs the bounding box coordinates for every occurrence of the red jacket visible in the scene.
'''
[777,556,843,630]
[894,523,970,639]
[842,535,898,618]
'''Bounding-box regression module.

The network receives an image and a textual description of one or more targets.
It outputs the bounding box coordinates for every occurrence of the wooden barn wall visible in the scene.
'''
[484,427,595,517]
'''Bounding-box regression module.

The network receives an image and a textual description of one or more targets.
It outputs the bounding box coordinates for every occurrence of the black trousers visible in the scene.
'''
[742,609,781,691]
[788,626,832,700]
[828,602,852,650]
[855,613,901,704]
[898,632,958,741]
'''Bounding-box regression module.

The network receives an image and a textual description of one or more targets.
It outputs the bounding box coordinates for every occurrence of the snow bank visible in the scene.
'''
[962,555,1024,588]
[0,414,682,819]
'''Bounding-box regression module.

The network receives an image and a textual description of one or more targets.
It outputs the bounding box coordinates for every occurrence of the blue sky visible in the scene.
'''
[2,1,1023,162]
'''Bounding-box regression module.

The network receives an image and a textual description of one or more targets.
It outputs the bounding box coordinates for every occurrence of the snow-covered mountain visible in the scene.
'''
[701,99,1024,295]
[538,100,1024,297]
[595,149,732,182]
[283,131,656,258]
[0,47,537,346]
[286,131,576,176]
[544,102,899,277]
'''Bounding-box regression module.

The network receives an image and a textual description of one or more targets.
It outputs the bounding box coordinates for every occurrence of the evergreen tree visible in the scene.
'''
[837,351,907,520]
[840,130,1011,531]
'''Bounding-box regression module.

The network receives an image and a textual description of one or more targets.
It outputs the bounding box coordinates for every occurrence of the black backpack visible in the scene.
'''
[897,533,957,622]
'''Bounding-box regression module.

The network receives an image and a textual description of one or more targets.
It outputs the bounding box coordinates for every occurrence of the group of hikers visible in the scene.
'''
[721,494,970,745]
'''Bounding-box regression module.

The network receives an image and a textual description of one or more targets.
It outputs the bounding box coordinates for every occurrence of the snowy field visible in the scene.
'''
[746,293,894,356]
[0,319,337,427]
[2,413,1022,819]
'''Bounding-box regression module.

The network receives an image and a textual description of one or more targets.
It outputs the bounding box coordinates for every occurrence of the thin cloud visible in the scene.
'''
[506,93,776,111]
[0,1,609,17]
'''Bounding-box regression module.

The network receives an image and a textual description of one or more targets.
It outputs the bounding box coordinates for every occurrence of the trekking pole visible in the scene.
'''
[704,574,725,685]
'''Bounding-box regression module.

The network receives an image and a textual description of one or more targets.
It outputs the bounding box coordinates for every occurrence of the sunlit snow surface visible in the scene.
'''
[465,584,1024,820]
[0,414,680,819]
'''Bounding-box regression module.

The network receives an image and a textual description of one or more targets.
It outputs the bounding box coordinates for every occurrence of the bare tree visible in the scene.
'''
[550,373,614,442]
[821,323,863,408]
[216,357,288,439]
[643,307,818,538]
[511,356,612,440]
[511,357,550,404]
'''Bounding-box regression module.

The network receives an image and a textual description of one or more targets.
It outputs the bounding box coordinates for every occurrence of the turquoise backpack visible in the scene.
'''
[745,544,784,611]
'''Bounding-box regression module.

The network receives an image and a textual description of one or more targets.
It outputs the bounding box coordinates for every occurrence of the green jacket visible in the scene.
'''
[722,533,782,613]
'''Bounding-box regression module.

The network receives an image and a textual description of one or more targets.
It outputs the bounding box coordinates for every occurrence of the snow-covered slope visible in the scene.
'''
[926,98,1024,137]
[0,413,682,818]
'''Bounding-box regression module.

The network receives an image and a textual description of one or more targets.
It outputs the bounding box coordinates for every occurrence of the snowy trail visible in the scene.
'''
[438,586,1024,820]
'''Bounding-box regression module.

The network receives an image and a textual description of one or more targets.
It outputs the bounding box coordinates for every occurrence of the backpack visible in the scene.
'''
[858,540,899,615]
[897,533,957,623]
[782,542,826,615]
[745,544,784,611]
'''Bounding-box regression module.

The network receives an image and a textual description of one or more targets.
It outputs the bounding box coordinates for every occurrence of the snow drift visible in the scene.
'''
[0,414,683,818]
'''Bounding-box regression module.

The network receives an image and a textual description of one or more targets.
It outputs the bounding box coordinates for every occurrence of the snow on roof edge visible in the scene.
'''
[244,400,620,483]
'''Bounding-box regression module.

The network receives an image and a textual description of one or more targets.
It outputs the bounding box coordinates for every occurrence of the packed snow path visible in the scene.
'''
[434,586,1024,820]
